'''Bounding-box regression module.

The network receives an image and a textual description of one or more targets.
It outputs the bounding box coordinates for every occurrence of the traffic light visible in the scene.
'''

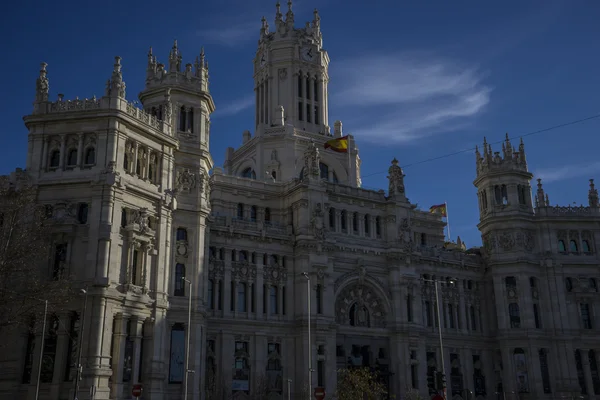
[435,372,446,390]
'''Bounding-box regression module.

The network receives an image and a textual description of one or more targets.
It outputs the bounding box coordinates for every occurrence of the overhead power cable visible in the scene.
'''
[361,113,600,179]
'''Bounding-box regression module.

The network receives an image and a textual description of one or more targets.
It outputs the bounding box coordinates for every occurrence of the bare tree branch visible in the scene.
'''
[336,367,388,400]
[0,181,73,338]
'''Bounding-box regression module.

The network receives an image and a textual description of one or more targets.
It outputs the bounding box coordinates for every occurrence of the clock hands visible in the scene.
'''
[307,49,313,58]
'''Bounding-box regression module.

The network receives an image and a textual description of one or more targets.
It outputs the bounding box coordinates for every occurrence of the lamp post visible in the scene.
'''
[74,288,89,400]
[35,299,48,400]
[183,277,193,400]
[287,378,292,400]
[423,277,455,400]
[302,272,312,400]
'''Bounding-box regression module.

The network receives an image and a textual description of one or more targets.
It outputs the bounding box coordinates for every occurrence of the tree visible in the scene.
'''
[0,180,73,338]
[336,367,388,400]
[205,371,232,400]
[404,387,425,400]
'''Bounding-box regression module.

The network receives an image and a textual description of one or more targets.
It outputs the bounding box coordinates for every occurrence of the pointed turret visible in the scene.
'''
[275,1,283,26]
[589,179,599,207]
[535,178,548,207]
[285,0,294,27]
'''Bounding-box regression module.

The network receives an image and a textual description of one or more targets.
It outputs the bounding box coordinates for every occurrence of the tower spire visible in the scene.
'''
[35,62,49,103]
[535,178,547,207]
[589,179,599,207]
[285,0,294,26]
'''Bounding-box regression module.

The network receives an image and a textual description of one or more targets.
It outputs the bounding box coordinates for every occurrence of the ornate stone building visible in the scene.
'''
[1,2,600,400]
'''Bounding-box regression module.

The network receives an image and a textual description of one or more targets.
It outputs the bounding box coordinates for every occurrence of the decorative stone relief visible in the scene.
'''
[263,262,287,284]
[278,68,287,81]
[303,141,320,179]
[335,283,387,328]
[523,231,535,252]
[498,232,514,251]
[176,168,196,193]
[133,208,150,234]
[208,260,224,279]
[232,261,257,282]
[311,203,326,240]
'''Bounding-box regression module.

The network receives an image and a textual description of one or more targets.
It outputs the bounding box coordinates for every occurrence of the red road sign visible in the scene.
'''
[432,394,444,400]
[314,387,326,400]
[132,383,143,397]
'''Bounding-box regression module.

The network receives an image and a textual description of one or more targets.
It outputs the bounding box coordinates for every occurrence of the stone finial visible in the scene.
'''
[285,0,294,25]
[106,56,126,98]
[535,178,546,207]
[387,158,406,200]
[35,62,49,102]
[334,120,343,138]
[589,179,599,207]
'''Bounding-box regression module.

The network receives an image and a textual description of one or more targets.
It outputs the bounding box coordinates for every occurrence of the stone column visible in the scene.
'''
[223,263,232,318]
[76,133,84,167]
[458,286,466,332]
[133,142,139,176]
[110,314,127,399]
[278,284,284,318]
[41,137,48,170]
[582,349,595,398]
[462,348,474,395]
[131,317,144,384]
[59,134,66,169]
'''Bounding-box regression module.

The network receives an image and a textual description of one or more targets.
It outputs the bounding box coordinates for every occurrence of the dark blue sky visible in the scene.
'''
[2,0,599,246]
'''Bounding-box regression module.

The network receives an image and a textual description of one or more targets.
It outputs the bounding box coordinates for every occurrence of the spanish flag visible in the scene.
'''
[429,203,447,217]
[324,136,349,153]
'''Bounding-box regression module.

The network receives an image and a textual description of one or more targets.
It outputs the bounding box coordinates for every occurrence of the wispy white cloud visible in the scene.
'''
[535,161,600,184]
[332,53,492,143]
[197,22,258,47]
[213,94,254,117]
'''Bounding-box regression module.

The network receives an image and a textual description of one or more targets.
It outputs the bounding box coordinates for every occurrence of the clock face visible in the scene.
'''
[301,46,315,62]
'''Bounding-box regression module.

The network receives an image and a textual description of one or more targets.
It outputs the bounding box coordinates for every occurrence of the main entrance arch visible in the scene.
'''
[334,276,394,396]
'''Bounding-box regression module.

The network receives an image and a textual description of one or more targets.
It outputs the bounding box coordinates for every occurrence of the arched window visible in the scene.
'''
[329,208,335,229]
[239,251,248,262]
[565,277,573,292]
[67,149,77,166]
[179,106,187,131]
[176,228,188,241]
[123,153,129,171]
[364,214,370,236]
[297,70,303,97]
[349,303,370,327]
[340,210,347,231]
[509,303,521,328]
[241,167,256,179]
[49,150,60,168]
[207,279,214,309]
[319,162,329,180]
[470,306,477,330]
[539,349,551,394]
[250,206,257,221]
[569,240,578,252]
[352,212,358,232]
[84,147,96,165]
[136,159,141,175]
[375,216,381,236]
[558,240,566,252]
[264,208,271,223]
[583,240,591,253]
[237,203,244,219]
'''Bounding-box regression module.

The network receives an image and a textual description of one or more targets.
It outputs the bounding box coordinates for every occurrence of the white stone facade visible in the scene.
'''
[1,3,600,400]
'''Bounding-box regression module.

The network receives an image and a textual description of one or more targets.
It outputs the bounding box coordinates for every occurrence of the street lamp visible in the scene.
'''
[287,378,292,400]
[302,272,312,400]
[35,299,49,400]
[422,277,455,400]
[182,277,193,400]
[74,288,89,400]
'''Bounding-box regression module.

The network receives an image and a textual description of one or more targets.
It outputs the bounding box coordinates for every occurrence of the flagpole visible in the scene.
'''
[445,201,451,242]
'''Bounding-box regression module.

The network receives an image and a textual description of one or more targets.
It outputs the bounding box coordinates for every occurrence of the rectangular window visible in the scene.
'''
[263,284,267,314]
[174,264,185,296]
[282,286,286,315]
[581,303,592,329]
[407,295,413,322]
[52,244,67,279]
[131,249,139,285]
[63,313,80,381]
[298,102,303,121]
[207,280,214,309]
[314,106,320,125]
[306,77,311,100]
[306,104,311,123]
[314,80,319,102]
[470,306,477,331]
[425,301,432,327]
[237,282,247,312]
[316,284,323,314]
[21,325,35,383]
[411,364,418,389]
[230,281,235,312]
[448,304,455,329]
[317,360,324,387]
[251,283,255,313]
[217,280,223,310]
[168,324,185,383]
[533,303,541,328]
[270,286,278,314]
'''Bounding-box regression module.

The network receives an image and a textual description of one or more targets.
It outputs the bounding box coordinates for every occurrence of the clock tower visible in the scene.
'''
[254,1,330,135]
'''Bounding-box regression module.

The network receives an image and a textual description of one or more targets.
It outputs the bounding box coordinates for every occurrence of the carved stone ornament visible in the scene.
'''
[278,68,287,81]
[36,63,49,102]
[311,203,326,240]
[336,283,387,328]
[498,232,514,251]
[176,168,196,193]
[387,158,405,196]
[208,260,224,279]
[263,262,287,284]
[523,231,535,252]
[232,261,257,282]
[303,141,320,179]
[134,208,150,233]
